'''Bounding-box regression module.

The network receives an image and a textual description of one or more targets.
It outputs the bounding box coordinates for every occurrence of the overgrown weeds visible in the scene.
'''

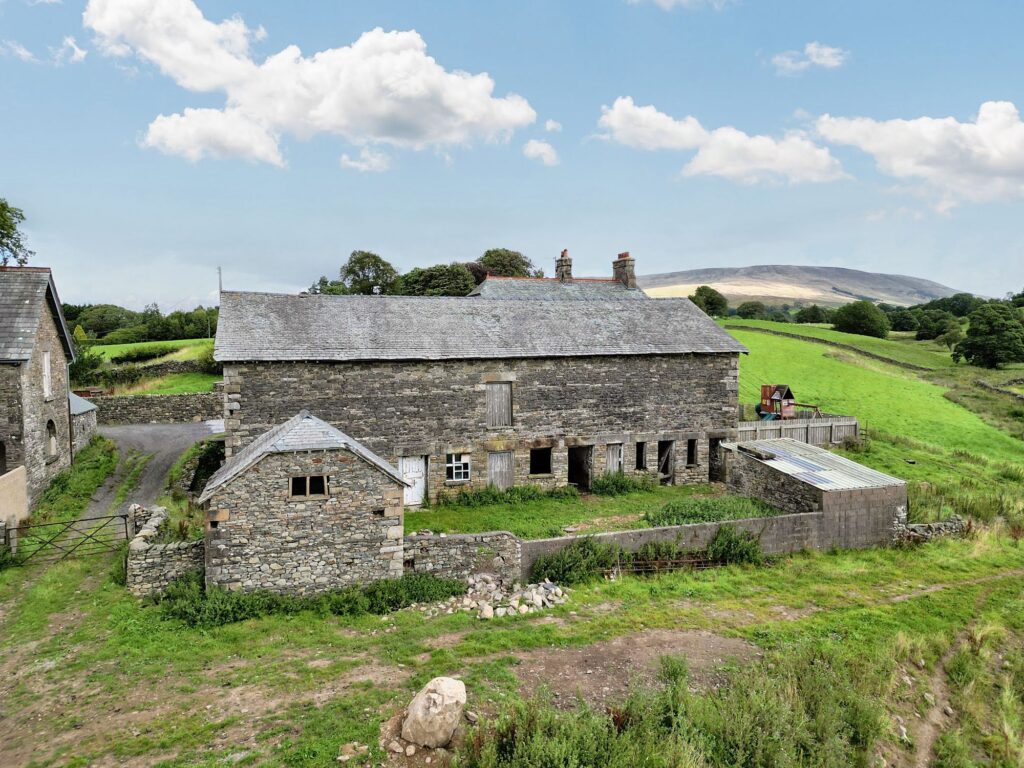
[644,496,779,526]
[435,484,580,508]
[590,472,657,496]
[157,571,467,628]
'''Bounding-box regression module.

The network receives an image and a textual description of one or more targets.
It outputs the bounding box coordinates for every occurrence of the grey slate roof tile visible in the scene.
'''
[214,291,746,362]
[69,392,98,415]
[468,276,648,301]
[198,410,408,503]
[0,267,74,362]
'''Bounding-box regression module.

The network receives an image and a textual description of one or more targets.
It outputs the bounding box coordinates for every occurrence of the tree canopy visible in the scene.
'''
[832,300,890,338]
[0,198,33,267]
[397,264,476,296]
[794,305,828,324]
[339,250,399,295]
[953,303,1024,368]
[688,285,728,317]
[736,301,768,320]
[478,248,543,278]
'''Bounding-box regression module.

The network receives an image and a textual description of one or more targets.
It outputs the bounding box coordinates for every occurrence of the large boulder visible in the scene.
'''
[401,677,467,748]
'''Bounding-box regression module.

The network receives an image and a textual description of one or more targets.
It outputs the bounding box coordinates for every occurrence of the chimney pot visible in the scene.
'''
[555,249,573,282]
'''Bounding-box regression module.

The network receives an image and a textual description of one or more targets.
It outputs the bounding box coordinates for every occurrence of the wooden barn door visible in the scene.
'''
[399,456,427,506]
[488,451,514,490]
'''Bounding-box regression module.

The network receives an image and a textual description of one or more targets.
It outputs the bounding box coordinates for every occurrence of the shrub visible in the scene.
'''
[644,496,779,526]
[157,571,466,628]
[196,344,222,375]
[590,472,656,496]
[435,484,576,508]
[705,525,763,565]
[832,300,891,339]
[110,542,128,586]
[530,538,621,584]
[109,342,179,364]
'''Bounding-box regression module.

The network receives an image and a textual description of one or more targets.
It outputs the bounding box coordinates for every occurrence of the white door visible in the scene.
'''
[399,456,427,506]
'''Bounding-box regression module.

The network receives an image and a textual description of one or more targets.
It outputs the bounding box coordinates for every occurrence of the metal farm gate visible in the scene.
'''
[4,513,130,565]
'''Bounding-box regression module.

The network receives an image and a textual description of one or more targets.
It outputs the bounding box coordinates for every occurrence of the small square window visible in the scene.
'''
[308,475,326,495]
[290,475,328,498]
[291,476,306,496]
[446,453,471,482]
[529,447,552,475]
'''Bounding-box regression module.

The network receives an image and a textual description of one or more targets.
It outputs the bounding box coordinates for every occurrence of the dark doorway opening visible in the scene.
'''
[0,441,6,475]
[709,438,726,482]
[567,446,593,491]
[657,440,675,485]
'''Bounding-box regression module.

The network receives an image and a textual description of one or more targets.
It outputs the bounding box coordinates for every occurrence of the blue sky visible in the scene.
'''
[1,0,1022,309]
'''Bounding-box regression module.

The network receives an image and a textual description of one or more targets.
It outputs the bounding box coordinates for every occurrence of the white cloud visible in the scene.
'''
[598,96,843,184]
[627,0,731,10]
[544,119,562,133]
[340,147,393,173]
[523,139,559,166]
[53,35,87,64]
[1,40,38,62]
[772,41,848,76]
[817,100,1024,208]
[83,0,536,167]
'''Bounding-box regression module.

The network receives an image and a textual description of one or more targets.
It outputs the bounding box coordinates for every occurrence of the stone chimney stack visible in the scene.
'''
[555,249,573,282]
[612,251,636,289]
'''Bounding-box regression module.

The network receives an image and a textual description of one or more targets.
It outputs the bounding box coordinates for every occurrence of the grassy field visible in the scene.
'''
[92,337,213,362]
[115,371,221,395]
[722,318,956,369]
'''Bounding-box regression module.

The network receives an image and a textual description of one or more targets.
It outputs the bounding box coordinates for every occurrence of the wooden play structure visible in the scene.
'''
[755,384,823,421]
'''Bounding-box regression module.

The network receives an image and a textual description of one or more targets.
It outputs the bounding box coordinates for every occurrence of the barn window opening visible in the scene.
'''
[46,420,58,458]
[657,440,674,484]
[605,443,624,474]
[290,475,329,498]
[686,439,698,467]
[635,442,647,471]
[0,441,6,475]
[486,382,513,428]
[446,453,471,482]
[529,447,552,475]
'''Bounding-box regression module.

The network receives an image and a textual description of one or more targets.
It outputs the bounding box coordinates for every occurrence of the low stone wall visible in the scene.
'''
[894,515,967,542]
[126,507,204,597]
[728,325,932,372]
[519,512,824,579]
[974,379,1024,403]
[404,531,522,583]
[138,360,205,378]
[94,392,223,425]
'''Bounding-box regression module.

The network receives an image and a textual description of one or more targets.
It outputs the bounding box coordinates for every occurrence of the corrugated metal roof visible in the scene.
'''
[214,291,746,362]
[734,438,905,491]
[0,267,75,363]
[69,392,97,415]
[468,275,648,301]
[197,410,408,503]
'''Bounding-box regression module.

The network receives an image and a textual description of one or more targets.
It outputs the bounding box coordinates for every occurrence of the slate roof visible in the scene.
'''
[198,410,408,503]
[0,267,75,363]
[731,438,905,491]
[468,275,649,301]
[69,392,97,416]
[215,291,746,362]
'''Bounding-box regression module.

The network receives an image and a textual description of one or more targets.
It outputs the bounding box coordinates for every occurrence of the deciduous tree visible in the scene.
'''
[0,198,33,267]
[689,285,728,317]
[953,303,1024,368]
[832,300,890,338]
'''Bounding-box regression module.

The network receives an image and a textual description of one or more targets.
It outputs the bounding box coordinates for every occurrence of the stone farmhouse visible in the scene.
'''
[214,253,747,507]
[0,267,77,514]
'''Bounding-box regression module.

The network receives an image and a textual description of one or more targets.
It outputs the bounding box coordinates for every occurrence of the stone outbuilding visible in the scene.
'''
[198,410,409,594]
[69,392,98,457]
[723,438,908,548]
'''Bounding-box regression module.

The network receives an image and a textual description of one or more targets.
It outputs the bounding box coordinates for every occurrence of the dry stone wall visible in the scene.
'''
[126,507,204,598]
[71,409,97,456]
[93,392,223,425]
[404,531,521,583]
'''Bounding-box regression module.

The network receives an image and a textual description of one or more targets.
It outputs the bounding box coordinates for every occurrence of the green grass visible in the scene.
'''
[23,436,118,527]
[114,371,220,395]
[92,338,212,362]
[405,484,720,539]
[722,318,957,369]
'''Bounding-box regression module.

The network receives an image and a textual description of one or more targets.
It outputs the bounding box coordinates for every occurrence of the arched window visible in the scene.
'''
[46,421,57,458]
[0,441,7,475]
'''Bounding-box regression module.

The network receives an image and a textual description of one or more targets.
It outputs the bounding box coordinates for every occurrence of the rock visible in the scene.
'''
[898,724,910,743]
[465,710,479,724]
[518,605,529,615]
[402,677,467,748]
[479,604,494,620]
[495,607,507,618]
[389,740,404,753]
[405,745,416,757]
[943,704,955,717]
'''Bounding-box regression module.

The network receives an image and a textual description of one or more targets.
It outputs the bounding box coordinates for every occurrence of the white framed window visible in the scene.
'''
[446,453,471,482]
[486,382,512,428]
[42,350,52,398]
[290,475,328,498]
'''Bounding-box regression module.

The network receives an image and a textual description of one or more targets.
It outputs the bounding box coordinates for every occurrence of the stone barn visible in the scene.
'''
[723,438,908,548]
[198,411,409,594]
[213,252,747,504]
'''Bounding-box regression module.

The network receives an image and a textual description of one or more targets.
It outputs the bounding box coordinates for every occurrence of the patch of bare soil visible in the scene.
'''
[571,514,642,533]
[513,629,760,709]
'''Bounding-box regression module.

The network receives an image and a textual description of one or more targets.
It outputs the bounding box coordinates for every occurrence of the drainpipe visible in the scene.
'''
[67,362,74,463]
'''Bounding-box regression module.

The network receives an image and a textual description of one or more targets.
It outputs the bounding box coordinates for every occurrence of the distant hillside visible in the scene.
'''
[639,265,961,308]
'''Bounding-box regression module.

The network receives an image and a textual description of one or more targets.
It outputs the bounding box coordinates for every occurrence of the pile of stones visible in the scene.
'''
[413,573,569,620]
